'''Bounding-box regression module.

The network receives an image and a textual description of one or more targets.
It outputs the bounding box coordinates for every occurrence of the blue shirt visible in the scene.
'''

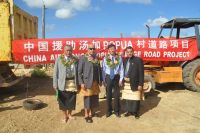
[102,55,124,82]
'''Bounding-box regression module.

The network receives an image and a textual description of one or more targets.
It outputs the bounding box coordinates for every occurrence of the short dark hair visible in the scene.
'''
[108,43,116,49]
[125,46,133,51]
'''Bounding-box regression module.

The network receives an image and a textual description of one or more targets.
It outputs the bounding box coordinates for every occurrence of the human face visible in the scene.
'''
[126,48,133,58]
[64,46,72,57]
[88,44,96,55]
[108,46,116,55]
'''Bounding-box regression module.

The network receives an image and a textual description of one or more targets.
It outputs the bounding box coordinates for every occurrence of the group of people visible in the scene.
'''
[53,43,144,123]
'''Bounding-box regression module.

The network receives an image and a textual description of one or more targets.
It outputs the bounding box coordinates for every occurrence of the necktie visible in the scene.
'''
[110,56,115,79]
[125,59,130,77]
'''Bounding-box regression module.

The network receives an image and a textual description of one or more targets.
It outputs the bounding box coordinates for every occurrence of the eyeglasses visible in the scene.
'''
[88,48,96,50]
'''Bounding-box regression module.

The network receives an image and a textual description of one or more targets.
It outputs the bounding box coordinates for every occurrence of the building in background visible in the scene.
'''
[13,5,38,39]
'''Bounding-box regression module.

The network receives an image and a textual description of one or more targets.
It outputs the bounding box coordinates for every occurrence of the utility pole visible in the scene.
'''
[42,0,47,69]
[42,0,45,39]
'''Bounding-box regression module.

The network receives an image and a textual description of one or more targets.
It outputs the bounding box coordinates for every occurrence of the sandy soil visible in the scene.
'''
[1,71,200,133]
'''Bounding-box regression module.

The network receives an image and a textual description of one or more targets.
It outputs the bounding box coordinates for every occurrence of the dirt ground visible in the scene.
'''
[1,70,200,133]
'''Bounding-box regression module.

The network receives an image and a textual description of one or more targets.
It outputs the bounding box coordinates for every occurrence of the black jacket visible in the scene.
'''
[123,56,144,91]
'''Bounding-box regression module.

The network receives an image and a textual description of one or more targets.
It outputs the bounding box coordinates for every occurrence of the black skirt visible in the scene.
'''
[57,90,76,111]
[125,100,140,113]
[84,95,99,109]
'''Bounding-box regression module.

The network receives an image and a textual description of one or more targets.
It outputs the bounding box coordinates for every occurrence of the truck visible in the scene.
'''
[0,0,38,87]
[144,18,200,92]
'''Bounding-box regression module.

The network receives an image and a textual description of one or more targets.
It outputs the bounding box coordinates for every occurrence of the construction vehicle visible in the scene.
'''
[0,0,38,87]
[144,18,200,92]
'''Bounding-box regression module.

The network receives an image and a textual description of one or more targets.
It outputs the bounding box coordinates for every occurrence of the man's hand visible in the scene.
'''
[138,86,143,91]
[119,81,123,87]
[99,82,103,87]
[138,86,143,100]
[81,84,85,89]
[103,81,107,87]
[53,87,59,98]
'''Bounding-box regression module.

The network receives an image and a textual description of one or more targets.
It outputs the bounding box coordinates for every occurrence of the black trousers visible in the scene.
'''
[105,74,120,113]
[125,100,140,113]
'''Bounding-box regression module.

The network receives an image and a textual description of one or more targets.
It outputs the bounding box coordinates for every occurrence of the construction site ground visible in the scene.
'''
[0,69,200,133]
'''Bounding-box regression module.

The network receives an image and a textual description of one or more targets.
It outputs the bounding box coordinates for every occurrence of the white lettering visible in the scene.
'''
[170,40,179,48]
[137,40,145,48]
[50,54,61,61]
[92,40,101,49]
[102,40,132,50]
[65,40,76,50]
[38,41,48,52]
[163,51,190,58]
[97,52,107,58]
[182,40,189,48]
[23,55,47,62]
[79,40,88,50]
[148,40,157,49]
[52,41,63,51]
[134,51,141,57]
[24,41,34,52]
[144,51,161,57]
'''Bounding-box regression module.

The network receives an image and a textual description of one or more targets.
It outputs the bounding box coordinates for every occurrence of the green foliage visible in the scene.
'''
[31,67,47,77]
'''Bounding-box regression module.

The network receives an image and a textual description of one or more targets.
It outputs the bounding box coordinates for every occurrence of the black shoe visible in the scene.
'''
[115,112,121,118]
[124,112,131,117]
[88,117,93,123]
[85,117,93,123]
[134,113,140,119]
[106,112,112,118]
[92,112,99,117]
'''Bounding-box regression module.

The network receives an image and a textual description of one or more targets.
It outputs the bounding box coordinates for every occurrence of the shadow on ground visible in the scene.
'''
[74,90,161,118]
[155,83,186,92]
[0,76,54,112]
[0,105,22,112]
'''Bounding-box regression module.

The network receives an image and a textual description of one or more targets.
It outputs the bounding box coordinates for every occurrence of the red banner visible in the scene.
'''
[12,38,199,65]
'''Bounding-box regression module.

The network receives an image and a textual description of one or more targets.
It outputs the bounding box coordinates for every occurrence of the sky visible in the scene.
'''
[15,0,200,38]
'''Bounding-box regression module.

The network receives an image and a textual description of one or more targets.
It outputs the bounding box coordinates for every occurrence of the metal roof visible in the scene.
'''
[161,18,200,28]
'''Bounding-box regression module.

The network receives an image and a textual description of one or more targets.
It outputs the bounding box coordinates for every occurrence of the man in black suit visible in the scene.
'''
[102,44,124,118]
[122,46,144,119]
